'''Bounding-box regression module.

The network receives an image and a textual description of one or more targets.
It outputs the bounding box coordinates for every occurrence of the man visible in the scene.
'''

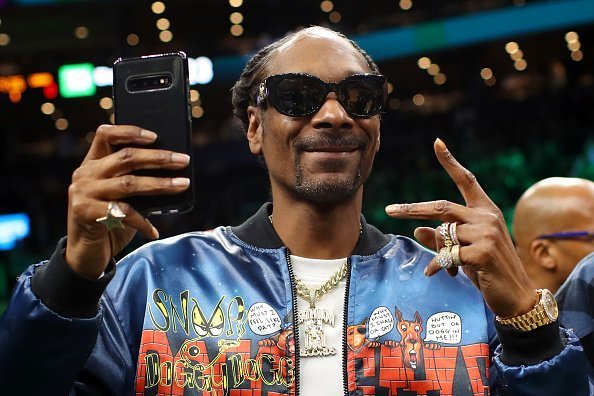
[556,252,594,370]
[512,177,594,293]
[0,26,589,395]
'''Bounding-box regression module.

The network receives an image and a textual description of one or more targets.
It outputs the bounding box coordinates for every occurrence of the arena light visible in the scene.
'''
[188,56,213,85]
[27,72,53,88]
[58,63,96,98]
[93,66,113,87]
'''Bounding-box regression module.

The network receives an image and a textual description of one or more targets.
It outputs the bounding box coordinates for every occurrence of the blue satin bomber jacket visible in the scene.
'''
[0,204,590,395]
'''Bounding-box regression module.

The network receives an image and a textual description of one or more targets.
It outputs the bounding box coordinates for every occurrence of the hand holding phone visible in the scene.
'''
[113,51,194,215]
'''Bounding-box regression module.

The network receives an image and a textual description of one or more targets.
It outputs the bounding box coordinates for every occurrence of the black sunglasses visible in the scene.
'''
[256,73,387,118]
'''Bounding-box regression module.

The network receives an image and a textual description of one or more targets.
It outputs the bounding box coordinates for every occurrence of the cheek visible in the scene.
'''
[361,119,381,152]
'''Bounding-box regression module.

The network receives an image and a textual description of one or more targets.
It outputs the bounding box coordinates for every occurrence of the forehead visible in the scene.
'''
[267,31,371,81]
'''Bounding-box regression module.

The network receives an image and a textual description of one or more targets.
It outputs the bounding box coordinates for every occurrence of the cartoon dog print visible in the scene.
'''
[258,324,295,356]
[384,307,440,369]
[347,317,381,353]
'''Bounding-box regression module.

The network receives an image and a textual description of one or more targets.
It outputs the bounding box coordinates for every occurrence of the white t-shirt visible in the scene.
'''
[290,255,347,396]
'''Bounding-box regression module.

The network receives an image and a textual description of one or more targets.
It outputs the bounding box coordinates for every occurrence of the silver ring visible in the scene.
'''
[449,222,459,246]
[96,201,126,230]
[436,246,453,269]
[439,222,452,247]
[450,244,462,267]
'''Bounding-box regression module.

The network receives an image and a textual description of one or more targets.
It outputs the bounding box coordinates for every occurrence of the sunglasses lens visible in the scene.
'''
[272,75,326,116]
[265,74,386,117]
[338,76,385,117]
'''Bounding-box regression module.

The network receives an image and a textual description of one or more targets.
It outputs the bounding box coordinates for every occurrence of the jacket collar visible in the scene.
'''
[231,203,390,256]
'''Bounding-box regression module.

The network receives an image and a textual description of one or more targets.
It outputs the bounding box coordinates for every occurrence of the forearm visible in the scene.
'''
[0,238,115,392]
[492,325,590,394]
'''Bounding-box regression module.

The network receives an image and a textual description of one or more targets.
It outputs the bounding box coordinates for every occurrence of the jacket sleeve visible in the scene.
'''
[487,305,591,395]
[0,238,132,395]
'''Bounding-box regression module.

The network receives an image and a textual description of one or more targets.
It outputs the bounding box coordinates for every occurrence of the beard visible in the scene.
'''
[293,134,371,204]
[294,164,364,203]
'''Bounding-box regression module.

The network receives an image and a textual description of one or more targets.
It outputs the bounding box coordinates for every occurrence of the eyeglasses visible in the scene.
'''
[256,73,387,118]
[536,230,594,240]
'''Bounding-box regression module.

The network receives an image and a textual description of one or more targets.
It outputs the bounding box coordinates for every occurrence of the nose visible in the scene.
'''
[310,92,354,130]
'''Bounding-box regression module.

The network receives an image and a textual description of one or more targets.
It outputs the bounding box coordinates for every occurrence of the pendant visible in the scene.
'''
[296,290,337,357]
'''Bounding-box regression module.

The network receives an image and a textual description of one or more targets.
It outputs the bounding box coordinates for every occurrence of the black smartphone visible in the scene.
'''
[113,51,194,216]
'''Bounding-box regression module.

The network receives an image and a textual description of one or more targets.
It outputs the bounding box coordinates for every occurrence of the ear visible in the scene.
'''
[530,239,556,270]
[246,105,263,155]
[394,307,403,322]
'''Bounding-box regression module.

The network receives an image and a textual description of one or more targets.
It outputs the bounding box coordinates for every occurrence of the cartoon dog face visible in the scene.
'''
[394,308,423,369]
[347,318,369,353]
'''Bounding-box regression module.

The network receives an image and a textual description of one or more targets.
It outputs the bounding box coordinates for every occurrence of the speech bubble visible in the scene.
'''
[423,311,461,344]
[368,306,394,339]
[247,302,282,336]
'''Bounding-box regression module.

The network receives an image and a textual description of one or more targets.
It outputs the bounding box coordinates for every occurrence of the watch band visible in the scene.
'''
[495,289,558,332]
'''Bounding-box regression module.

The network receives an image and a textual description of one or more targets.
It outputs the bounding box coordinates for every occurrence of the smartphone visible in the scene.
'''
[113,51,194,216]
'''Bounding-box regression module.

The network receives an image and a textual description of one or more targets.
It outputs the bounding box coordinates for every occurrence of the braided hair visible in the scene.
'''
[230,26,381,131]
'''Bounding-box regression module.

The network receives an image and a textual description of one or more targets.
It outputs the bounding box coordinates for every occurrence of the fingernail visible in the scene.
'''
[424,267,429,276]
[385,204,398,214]
[435,138,447,151]
[171,153,190,164]
[140,129,157,141]
[171,177,190,187]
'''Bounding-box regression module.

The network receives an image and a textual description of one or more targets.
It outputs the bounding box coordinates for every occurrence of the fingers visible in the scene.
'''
[83,147,191,179]
[81,174,191,200]
[433,138,493,207]
[84,124,158,162]
[385,200,473,222]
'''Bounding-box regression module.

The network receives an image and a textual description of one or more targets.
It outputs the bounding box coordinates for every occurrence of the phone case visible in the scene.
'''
[113,52,194,216]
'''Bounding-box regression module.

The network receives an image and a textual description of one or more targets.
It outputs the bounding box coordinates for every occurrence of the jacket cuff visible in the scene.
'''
[496,320,564,365]
[31,237,116,318]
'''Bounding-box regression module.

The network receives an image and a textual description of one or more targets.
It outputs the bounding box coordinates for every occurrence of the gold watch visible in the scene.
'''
[495,289,559,331]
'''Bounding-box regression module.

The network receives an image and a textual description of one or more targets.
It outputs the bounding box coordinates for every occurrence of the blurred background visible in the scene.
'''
[0,0,593,312]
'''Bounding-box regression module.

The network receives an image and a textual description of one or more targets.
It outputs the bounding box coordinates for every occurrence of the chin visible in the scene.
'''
[295,174,362,204]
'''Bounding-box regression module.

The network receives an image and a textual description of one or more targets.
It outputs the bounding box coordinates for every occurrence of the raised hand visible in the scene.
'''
[385,138,536,319]
[65,124,191,279]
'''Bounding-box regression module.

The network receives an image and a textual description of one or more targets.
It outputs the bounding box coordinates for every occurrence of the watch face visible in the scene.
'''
[542,289,559,321]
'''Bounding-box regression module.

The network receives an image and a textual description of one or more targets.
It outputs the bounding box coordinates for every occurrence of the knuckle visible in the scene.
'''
[443,150,456,164]
[118,147,135,162]
[71,167,85,182]
[120,174,138,192]
[67,182,79,198]
[154,151,168,162]
[95,124,112,139]
[432,200,449,213]
[400,203,416,213]
[463,169,477,185]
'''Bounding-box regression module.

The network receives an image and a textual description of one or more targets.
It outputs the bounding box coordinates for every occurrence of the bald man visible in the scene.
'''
[512,177,594,293]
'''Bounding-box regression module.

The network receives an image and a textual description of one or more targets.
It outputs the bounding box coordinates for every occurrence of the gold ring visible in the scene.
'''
[436,246,453,269]
[449,222,459,245]
[451,244,462,266]
[439,222,452,247]
[96,201,126,230]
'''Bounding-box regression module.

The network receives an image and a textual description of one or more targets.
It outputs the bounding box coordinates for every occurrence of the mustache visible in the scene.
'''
[294,134,367,151]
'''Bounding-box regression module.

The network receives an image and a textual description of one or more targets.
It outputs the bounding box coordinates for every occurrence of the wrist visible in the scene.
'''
[495,289,559,331]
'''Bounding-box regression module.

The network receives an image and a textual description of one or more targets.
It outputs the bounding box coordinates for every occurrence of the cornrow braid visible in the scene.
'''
[230,26,381,132]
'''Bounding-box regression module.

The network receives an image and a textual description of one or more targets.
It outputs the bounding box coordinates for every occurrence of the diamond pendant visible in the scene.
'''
[297,290,337,357]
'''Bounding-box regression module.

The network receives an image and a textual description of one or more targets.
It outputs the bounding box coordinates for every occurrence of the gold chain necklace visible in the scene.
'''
[269,214,359,357]
[293,262,348,308]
